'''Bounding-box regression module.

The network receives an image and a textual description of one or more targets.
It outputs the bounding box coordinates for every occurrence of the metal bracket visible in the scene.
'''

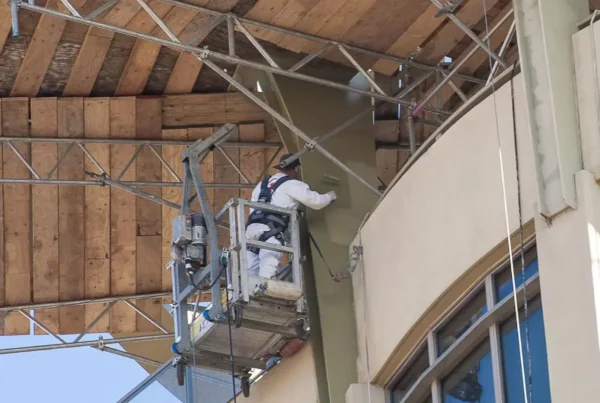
[433,0,463,17]
[352,245,363,257]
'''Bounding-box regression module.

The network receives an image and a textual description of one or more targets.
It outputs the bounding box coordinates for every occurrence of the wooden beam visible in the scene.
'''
[162,94,227,127]
[164,53,203,95]
[11,0,88,97]
[31,98,59,335]
[371,5,442,75]
[62,0,144,96]
[110,97,137,333]
[58,98,85,335]
[84,98,111,333]
[244,0,291,40]
[0,3,12,56]
[2,98,31,335]
[135,97,163,332]
[115,7,197,96]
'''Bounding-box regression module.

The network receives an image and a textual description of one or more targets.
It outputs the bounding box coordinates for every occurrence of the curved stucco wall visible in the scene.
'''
[356,74,537,383]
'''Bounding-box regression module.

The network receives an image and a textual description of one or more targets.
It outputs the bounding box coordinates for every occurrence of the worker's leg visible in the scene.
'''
[245,223,269,277]
[258,236,283,278]
[246,250,259,276]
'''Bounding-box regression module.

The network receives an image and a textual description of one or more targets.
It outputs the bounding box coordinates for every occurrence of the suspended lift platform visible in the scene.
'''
[118,124,309,402]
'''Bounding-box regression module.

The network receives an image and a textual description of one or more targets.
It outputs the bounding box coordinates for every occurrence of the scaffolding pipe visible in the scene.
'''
[0,334,174,355]
[17,3,450,116]
[412,8,514,116]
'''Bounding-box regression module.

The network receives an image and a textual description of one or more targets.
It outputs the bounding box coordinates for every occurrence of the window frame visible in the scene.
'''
[387,240,540,403]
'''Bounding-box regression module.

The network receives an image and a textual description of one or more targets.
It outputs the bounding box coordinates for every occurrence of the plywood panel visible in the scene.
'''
[62,0,144,96]
[278,0,345,52]
[11,0,88,97]
[58,98,85,335]
[115,7,196,96]
[2,98,31,335]
[371,5,442,75]
[162,94,227,127]
[239,123,265,201]
[301,0,375,54]
[161,129,187,294]
[225,92,270,123]
[31,98,59,335]
[84,98,111,333]
[135,97,163,331]
[244,0,291,39]
[263,0,319,44]
[110,97,137,333]
[0,3,12,55]
[164,53,203,95]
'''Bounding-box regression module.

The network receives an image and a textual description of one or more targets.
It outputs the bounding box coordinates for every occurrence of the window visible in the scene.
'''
[391,345,430,402]
[500,296,551,403]
[495,248,538,302]
[437,289,487,355]
[388,245,550,403]
[442,339,494,403]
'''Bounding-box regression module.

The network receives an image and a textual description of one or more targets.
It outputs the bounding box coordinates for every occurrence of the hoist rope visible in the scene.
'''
[481,2,532,402]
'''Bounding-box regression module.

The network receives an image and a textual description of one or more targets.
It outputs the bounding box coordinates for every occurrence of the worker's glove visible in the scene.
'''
[327,191,337,202]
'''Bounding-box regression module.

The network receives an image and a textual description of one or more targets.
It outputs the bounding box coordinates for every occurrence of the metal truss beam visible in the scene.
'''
[0,137,274,188]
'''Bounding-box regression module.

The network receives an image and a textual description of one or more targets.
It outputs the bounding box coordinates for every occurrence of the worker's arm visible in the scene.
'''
[286,180,334,210]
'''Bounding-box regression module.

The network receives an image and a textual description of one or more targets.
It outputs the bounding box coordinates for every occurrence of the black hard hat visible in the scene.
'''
[275,153,301,170]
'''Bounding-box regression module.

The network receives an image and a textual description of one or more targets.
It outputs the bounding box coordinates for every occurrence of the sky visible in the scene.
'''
[0,333,180,403]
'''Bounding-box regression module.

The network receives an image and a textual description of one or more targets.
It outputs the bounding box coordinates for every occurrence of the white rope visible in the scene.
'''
[481,1,529,402]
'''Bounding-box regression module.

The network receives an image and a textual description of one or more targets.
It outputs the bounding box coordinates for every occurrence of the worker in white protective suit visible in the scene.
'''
[245,153,336,278]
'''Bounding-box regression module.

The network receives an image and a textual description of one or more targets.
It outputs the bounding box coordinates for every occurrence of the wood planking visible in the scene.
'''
[135,98,163,332]
[0,3,12,55]
[244,0,292,39]
[262,0,319,45]
[115,7,198,96]
[300,0,375,54]
[374,120,399,186]
[415,0,503,65]
[432,3,513,108]
[57,98,86,334]
[164,53,203,95]
[84,98,111,333]
[161,128,187,293]
[162,94,227,127]
[371,5,443,75]
[62,0,144,96]
[2,98,31,335]
[31,98,59,335]
[239,123,265,202]
[110,97,137,333]
[277,0,346,52]
[11,0,88,97]
[163,0,237,95]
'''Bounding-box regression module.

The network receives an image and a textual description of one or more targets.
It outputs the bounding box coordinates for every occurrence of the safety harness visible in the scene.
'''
[246,175,292,254]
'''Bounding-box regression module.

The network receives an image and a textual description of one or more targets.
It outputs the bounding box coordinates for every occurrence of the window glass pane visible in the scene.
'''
[442,339,495,403]
[391,346,429,403]
[437,289,487,355]
[495,250,538,301]
[501,296,551,403]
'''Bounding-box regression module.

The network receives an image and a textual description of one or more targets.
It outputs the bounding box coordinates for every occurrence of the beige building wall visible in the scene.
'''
[354,74,538,384]
[234,343,320,403]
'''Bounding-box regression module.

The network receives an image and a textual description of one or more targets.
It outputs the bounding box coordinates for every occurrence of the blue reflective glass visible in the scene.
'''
[496,259,539,301]
[500,299,551,403]
[442,340,495,403]
[437,289,487,355]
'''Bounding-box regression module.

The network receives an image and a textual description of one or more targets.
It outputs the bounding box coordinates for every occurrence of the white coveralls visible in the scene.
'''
[246,172,334,278]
